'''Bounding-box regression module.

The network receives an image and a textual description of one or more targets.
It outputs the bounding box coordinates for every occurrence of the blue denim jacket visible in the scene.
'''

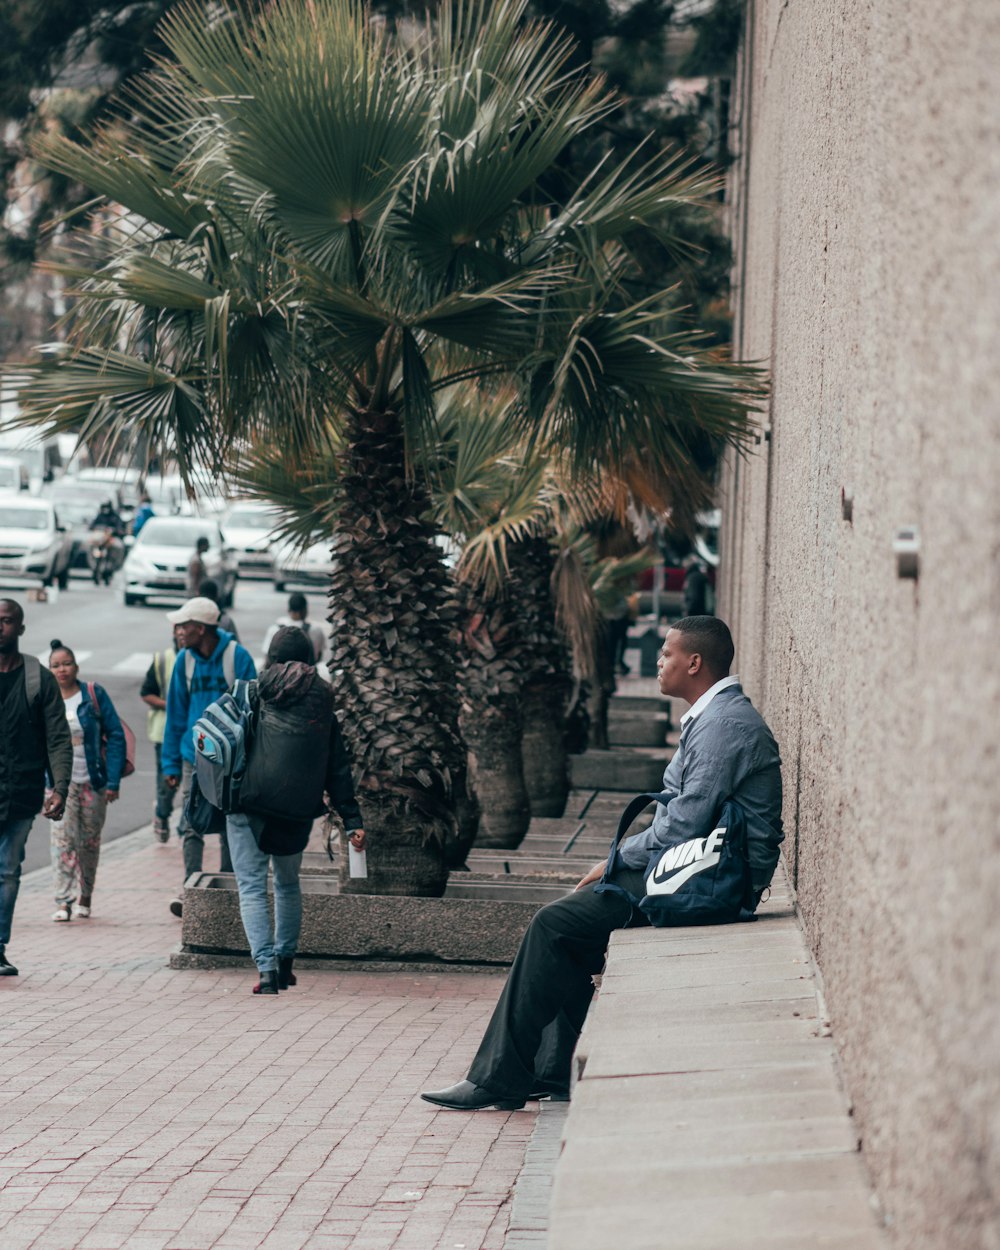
[47,683,127,792]
[616,683,784,891]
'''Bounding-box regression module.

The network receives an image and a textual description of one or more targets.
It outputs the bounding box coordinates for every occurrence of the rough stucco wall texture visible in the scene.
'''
[719,3,1000,1246]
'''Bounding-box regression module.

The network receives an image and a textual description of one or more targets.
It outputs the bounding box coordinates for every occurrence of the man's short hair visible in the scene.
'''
[288,592,307,615]
[671,616,735,677]
[0,598,24,624]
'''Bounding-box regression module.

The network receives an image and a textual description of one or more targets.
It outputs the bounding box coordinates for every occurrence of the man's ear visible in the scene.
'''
[688,651,703,675]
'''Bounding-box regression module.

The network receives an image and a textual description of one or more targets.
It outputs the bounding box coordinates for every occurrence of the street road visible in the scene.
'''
[3,571,329,875]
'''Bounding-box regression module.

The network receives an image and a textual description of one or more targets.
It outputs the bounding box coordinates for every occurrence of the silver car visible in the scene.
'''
[122,516,237,607]
[221,502,280,580]
[271,538,334,591]
[0,498,73,588]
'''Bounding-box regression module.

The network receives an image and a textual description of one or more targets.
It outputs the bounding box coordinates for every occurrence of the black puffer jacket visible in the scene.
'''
[240,661,362,853]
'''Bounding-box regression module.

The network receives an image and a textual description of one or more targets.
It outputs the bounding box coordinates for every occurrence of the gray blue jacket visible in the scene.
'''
[617,683,784,891]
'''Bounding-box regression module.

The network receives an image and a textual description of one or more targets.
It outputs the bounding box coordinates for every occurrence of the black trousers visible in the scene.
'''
[467,866,649,1098]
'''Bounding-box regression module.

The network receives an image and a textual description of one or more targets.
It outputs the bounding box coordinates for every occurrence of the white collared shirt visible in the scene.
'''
[679,674,741,731]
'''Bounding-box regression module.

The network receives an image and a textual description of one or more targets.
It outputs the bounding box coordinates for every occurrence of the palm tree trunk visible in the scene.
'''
[328,407,478,897]
[463,701,531,848]
[456,591,531,850]
[587,619,614,750]
[509,537,572,818]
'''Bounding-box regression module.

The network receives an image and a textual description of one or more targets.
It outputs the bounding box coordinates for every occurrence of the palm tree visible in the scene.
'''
[8,0,765,894]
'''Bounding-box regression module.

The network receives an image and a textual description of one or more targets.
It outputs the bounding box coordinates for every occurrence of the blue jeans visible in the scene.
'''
[0,817,34,951]
[226,812,303,973]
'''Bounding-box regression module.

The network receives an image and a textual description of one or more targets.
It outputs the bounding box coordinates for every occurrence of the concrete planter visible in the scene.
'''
[173,872,550,968]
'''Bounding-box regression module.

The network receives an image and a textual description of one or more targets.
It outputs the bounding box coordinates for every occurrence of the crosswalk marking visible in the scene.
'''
[112,652,155,675]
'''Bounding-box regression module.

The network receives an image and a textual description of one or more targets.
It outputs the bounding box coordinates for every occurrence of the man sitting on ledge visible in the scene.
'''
[421,616,784,1112]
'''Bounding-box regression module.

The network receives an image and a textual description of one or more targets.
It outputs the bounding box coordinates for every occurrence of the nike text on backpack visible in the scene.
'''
[191,680,254,813]
[87,682,137,779]
[594,790,757,926]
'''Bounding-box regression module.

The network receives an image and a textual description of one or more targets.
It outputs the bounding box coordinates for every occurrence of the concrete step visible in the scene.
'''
[445,878,572,903]
[608,693,672,717]
[570,747,667,792]
[606,712,668,748]
[465,852,595,877]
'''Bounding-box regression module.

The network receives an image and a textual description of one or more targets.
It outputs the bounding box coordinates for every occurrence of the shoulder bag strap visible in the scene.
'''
[22,653,41,706]
[600,789,679,881]
[87,681,102,724]
[223,640,236,687]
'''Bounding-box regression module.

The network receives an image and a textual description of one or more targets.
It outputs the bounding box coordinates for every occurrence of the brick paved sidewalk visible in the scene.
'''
[0,828,537,1250]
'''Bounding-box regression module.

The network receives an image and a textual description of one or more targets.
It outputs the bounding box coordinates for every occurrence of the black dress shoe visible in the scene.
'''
[277,956,296,990]
[527,1085,570,1102]
[420,1080,525,1111]
[0,951,18,976]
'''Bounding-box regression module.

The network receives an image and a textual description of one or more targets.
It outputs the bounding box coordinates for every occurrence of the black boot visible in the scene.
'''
[277,957,296,990]
[253,970,279,995]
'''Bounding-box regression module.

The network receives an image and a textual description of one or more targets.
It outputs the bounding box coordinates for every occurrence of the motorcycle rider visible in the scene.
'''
[89,499,126,584]
[91,499,125,537]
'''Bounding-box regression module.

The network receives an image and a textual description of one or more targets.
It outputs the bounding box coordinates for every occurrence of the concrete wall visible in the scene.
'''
[719,3,1000,1246]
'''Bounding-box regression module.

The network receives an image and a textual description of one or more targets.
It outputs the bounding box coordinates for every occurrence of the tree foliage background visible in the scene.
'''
[0,0,742,363]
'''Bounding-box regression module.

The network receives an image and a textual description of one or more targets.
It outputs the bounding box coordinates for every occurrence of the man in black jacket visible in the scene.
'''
[0,599,73,976]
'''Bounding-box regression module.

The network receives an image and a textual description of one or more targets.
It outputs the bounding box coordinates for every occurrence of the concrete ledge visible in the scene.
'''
[175,872,549,967]
[547,866,890,1250]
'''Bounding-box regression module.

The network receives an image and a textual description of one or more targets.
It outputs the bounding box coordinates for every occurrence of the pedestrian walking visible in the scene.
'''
[140,625,182,842]
[186,535,210,597]
[682,557,710,617]
[0,599,72,975]
[47,641,126,921]
[197,578,239,641]
[162,597,256,917]
[263,592,326,665]
[132,490,154,537]
[226,626,364,995]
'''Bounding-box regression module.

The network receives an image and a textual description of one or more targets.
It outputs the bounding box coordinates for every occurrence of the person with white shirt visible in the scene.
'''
[421,616,784,1112]
[262,593,326,666]
[47,640,127,922]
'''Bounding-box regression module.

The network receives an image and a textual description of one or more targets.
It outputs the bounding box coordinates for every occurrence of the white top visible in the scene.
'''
[679,674,742,730]
[64,690,89,783]
[262,616,327,665]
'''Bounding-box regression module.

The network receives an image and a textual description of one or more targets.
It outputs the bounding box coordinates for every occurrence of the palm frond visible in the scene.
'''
[5,347,208,475]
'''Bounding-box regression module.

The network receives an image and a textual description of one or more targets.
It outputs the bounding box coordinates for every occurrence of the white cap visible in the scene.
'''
[166,596,220,626]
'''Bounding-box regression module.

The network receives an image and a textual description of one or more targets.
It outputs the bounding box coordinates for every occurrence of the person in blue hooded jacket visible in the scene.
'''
[161,597,256,917]
[47,640,126,922]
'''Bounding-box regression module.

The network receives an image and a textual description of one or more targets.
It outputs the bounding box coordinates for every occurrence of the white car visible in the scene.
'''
[73,466,142,511]
[123,516,237,606]
[221,501,280,580]
[0,498,73,588]
[271,538,334,591]
[0,455,31,495]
